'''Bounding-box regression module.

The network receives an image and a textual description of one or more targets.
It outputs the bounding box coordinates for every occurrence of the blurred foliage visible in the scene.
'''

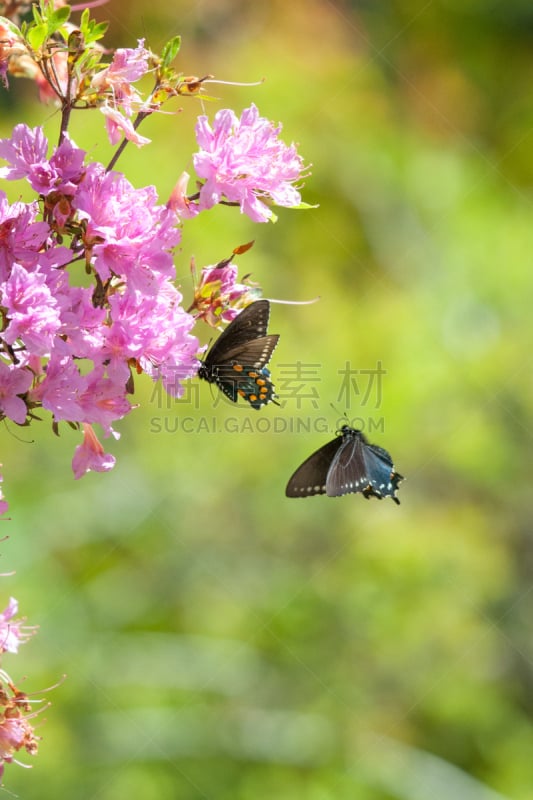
[1,0,533,798]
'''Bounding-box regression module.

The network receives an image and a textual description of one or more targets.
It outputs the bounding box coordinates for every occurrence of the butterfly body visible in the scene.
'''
[286,425,403,503]
[198,300,279,409]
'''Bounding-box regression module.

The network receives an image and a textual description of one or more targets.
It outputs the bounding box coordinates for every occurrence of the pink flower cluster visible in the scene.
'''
[92,40,153,147]
[0,103,308,487]
[193,103,307,222]
[0,4,312,783]
[189,254,261,326]
[0,105,308,485]
[0,597,34,654]
[0,594,41,779]
[0,124,200,476]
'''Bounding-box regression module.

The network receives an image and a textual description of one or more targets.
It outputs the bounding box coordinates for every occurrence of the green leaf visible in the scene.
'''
[285,201,319,210]
[31,3,43,25]
[27,22,48,50]
[161,35,181,69]
[79,9,108,45]
[89,21,108,42]
[48,4,71,32]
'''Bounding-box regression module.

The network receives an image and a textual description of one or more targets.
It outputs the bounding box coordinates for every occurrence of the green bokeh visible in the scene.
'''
[1,1,533,798]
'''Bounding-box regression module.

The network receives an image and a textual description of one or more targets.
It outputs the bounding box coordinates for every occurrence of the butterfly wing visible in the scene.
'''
[198,301,279,408]
[221,333,280,369]
[285,437,344,497]
[326,429,403,503]
[286,426,404,503]
[209,352,279,408]
[361,443,404,504]
[324,429,369,497]
[202,300,272,367]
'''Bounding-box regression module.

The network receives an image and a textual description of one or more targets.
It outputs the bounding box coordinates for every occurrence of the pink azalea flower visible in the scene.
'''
[0,126,86,195]
[1,127,45,194]
[0,712,37,769]
[190,259,261,326]
[193,103,307,222]
[0,124,48,183]
[0,669,43,776]
[0,715,36,764]
[0,362,32,424]
[34,352,131,430]
[1,263,62,356]
[155,339,202,398]
[37,241,75,273]
[45,134,86,194]
[0,597,35,654]
[167,171,200,220]
[55,284,107,360]
[100,104,151,147]
[74,165,180,285]
[91,40,150,101]
[78,367,132,430]
[31,351,85,421]
[0,194,50,281]
[106,283,200,395]
[91,41,152,146]
[72,423,116,478]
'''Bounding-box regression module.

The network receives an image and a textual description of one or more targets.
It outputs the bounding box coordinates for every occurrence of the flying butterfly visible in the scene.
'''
[286,425,403,503]
[198,300,279,409]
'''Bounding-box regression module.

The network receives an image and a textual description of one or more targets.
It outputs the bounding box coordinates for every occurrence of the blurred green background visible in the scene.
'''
[2,0,533,797]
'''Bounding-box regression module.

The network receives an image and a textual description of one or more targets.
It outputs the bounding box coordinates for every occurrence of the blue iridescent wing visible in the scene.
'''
[286,425,403,504]
[326,428,403,503]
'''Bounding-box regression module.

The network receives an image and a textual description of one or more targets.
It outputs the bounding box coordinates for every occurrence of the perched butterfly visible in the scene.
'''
[198,300,280,409]
[286,425,403,503]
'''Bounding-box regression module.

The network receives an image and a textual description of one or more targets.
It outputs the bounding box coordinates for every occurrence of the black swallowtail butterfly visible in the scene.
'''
[286,425,403,503]
[198,300,279,409]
